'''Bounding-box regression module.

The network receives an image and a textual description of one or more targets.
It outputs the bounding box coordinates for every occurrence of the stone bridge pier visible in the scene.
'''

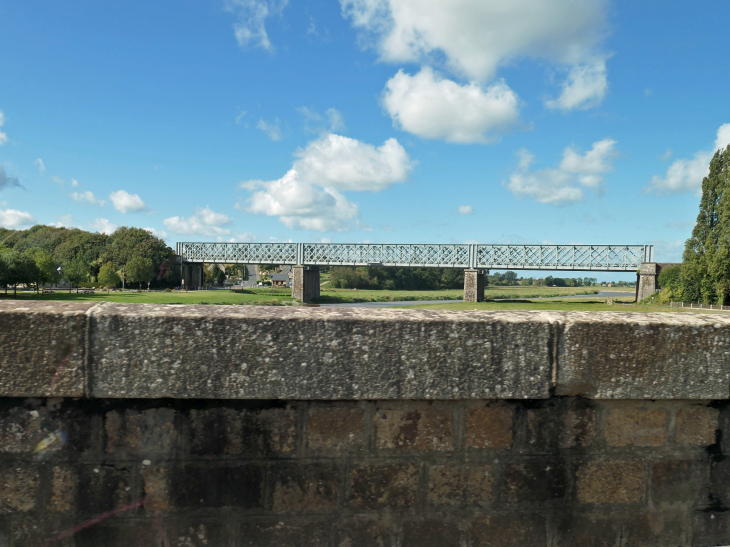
[464,269,488,302]
[181,262,204,290]
[636,262,680,302]
[293,265,320,302]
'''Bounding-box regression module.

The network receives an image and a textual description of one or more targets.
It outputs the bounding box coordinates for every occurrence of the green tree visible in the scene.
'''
[0,250,39,296]
[680,144,730,303]
[0,251,9,296]
[205,263,226,285]
[103,227,173,272]
[33,249,60,292]
[126,256,155,290]
[63,256,90,293]
[97,261,121,292]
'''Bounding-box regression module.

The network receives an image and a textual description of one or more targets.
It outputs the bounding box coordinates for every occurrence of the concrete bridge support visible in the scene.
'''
[293,265,320,302]
[463,268,486,302]
[182,263,204,290]
[636,262,680,302]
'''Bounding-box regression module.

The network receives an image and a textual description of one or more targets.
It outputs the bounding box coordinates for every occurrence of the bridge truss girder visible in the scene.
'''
[176,243,653,272]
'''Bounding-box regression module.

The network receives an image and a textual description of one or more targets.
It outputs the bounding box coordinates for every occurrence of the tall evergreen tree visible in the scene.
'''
[681,144,730,303]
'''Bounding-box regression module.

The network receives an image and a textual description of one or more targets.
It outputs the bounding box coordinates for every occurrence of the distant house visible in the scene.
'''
[270,273,291,287]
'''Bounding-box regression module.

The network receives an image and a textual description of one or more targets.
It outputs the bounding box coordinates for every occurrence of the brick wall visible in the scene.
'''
[1,397,728,546]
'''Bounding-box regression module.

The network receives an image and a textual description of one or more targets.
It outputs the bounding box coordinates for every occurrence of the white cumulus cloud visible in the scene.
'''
[0,208,35,228]
[505,139,618,206]
[144,227,168,239]
[242,170,359,231]
[340,0,609,110]
[0,111,8,145]
[645,123,730,195]
[109,190,147,213]
[48,215,76,228]
[239,133,412,231]
[545,59,608,111]
[90,218,118,235]
[163,206,233,236]
[458,205,474,215]
[70,191,105,206]
[292,133,411,191]
[35,159,45,173]
[382,67,520,143]
[226,0,288,51]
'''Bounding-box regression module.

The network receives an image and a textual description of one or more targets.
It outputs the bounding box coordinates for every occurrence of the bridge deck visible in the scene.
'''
[176,243,653,272]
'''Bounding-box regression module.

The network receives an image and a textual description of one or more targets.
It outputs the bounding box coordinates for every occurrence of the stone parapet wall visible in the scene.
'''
[2,301,730,545]
[0,397,727,546]
[3,301,730,401]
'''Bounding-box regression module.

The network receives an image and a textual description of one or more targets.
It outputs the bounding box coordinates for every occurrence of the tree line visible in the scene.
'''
[0,225,176,293]
[325,266,602,290]
[655,144,730,304]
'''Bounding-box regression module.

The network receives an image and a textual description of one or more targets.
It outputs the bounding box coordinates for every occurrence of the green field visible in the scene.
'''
[400,298,644,312]
[0,285,604,305]
[399,297,719,313]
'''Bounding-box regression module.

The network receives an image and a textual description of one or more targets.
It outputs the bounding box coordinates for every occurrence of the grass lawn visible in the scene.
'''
[0,288,294,305]
[0,285,603,305]
[399,297,717,313]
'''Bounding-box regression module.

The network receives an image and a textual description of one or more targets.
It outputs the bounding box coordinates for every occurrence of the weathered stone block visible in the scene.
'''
[427,463,494,506]
[240,519,329,547]
[465,405,513,449]
[77,464,134,516]
[676,405,719,445]
[375,406,453,451]
[692,511,730,546]
[651,461,703,504]
[526,407,596,451]
[505,461,567,503]
[165,521,236,547]
[89,305,553,399]
[556,312,730,399]
[554,515,621,546]
[470,514,546,547]
[169,464,263,509]
[0,466,38,513]
[561,408,597,448]
[73,524,160,547]
[402,520,462,547]
[272,463,340,513]
[624,512,689,546]
[333,518,398,547]
[0,406,43,454]
[307,406,364,452]
[577,461,644,504]
[604,407,668,447]
[708,459,730,507]
[349,463,418,508]
[141,464,170,511]
[0,301,95,397]
[49,466,77,513]
[105,408,177,456]
[189,406,296,456]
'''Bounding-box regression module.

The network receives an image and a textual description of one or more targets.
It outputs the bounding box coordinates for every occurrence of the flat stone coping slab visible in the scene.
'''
[1,301,729,400]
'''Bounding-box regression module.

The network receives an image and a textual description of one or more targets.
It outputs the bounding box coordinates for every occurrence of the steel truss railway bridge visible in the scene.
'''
[176,242,655,302]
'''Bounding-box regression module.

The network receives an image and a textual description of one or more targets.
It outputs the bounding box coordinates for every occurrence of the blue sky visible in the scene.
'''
[1,1,729,279]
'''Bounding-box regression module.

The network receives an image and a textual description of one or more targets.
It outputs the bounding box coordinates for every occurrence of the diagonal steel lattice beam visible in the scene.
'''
[176,243,654,271]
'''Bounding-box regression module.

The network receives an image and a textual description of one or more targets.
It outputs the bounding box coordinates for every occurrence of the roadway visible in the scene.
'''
[242,265,258,288]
